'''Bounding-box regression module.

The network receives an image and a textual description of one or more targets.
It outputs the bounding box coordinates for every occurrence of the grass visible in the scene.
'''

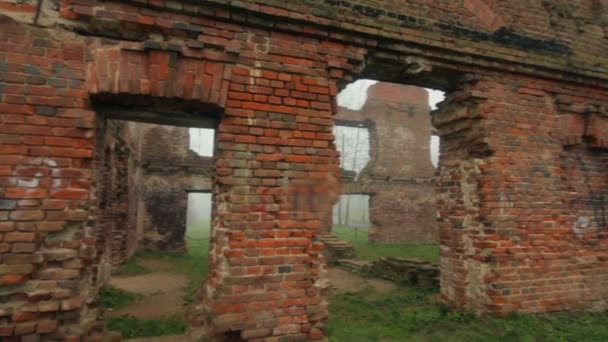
[333,226,440,263]
[182,220,210,302]
[327,286,608,342]
[99,286,140,310]
[107,315,186,339]
[107,221,608,341]
[106,220,210,338]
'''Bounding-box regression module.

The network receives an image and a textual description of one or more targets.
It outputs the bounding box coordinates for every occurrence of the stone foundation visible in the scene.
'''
[317,233,356,262]
[365,257,440,289]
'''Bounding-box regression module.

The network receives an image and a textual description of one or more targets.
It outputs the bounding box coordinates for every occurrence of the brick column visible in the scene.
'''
[433,76,505,313]
[434,75,608,315]
[189,68,340,340]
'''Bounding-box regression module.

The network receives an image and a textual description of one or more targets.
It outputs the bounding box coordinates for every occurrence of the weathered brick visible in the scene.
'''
[36,319,57,334]
[0,1,607,340]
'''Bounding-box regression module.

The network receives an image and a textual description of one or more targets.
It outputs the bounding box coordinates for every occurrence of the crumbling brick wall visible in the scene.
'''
[1,0,608,340]
[92,119,138,289]
[335,83,438,244]
[136,123,213,252]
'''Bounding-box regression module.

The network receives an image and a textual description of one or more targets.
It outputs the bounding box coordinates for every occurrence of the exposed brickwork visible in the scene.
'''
[0,0,608,340]
[432,76,608,314]
[92,119,135,290]
[335,83,438,244]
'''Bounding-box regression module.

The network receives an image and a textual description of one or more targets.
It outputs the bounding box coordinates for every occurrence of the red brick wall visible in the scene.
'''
[335,83,438,244]
[0,0,608,340]
[433,75,608,314]
[0,15,95,340]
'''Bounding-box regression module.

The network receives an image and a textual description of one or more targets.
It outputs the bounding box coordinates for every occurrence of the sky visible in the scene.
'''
[189,127,214,156]
[336,80,444,168]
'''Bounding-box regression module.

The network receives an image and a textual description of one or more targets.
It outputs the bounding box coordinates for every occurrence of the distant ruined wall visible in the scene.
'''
[334,83,438,244]
[137,124,213,251]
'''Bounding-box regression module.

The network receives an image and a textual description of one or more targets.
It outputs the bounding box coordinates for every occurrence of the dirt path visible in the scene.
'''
[108,259,189,320]
[327,267,397,294]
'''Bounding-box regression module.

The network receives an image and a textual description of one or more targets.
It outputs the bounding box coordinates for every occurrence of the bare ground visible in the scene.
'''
[328,267,397,294]
[108,259,189,320]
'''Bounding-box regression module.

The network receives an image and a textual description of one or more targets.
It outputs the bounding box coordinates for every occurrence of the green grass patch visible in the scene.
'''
[327,286,608,341]
[333,226,440,263]
[107,315,186,339]
[99,286,140,310]
[183,220,210,303]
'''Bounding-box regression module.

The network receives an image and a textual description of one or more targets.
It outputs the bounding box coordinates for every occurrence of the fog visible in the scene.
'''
[333,81,445,227]
[187,193,212,227]
[333,194,370,228]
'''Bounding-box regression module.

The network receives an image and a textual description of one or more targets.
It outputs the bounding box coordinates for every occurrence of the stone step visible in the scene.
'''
[317,233,357,262]
[337,258,371,272]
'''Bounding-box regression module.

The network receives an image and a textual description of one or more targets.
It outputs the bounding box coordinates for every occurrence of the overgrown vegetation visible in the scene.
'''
[99,286,140,310]
[328,286,608,341]
[107,315,186,339]
[333,226,440,263]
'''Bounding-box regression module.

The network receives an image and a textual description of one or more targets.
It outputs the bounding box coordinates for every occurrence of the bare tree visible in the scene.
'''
[333,125,369,227]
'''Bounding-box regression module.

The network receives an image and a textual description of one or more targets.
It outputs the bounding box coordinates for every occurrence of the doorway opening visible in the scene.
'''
[329,80,443,256]
[321,79,447,287]
[325,79,454,340]
[91,95,217,339]
[185,191,212,280]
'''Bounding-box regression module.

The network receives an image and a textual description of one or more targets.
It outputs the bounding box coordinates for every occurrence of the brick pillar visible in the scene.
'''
[189,68,340,341]
[433,76,497,313]
[433,75,608,315]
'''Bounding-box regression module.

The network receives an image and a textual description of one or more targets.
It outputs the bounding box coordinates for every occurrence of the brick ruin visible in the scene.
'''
[334,82,438,244]
[1,0,608,340]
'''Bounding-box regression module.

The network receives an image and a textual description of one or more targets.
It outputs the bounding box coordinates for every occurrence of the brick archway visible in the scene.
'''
[86,46,231,106]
